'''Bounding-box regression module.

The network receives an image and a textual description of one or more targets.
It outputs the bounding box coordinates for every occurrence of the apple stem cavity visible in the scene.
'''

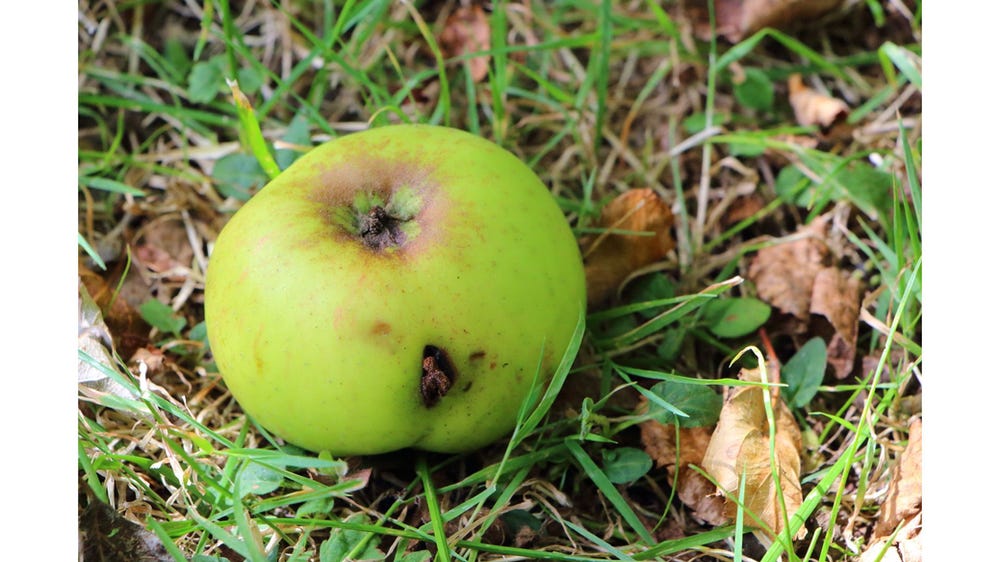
[333,186,423,253]
[420,345,455,407]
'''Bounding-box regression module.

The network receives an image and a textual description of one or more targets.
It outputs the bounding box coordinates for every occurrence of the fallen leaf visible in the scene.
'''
[583,188,675,306]
[747,219,830,323]
[134,217,195,282]
[688,0,845,42]
[438,4,491,82]
[874,418,922,537]
[861,511,922,562]
[638,399,728,525]
[702,367,805,542]
[722,194,765,228]
[788,74,849,129]
[78,281,144,404]
[747,217,863,378]
[809,267,862,379]
[80,259,151,359]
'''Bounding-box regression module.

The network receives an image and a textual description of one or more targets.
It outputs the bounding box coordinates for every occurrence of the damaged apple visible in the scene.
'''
[205,124,586,456]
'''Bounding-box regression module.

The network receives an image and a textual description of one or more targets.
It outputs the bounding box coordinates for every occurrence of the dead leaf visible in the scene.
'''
[688,0,845,42]
[439,4,491,82]
[134,217,194,282]
[809,267,862,379]
[874,418,922,537]
[722,194,765,228]
[860,511,921,562]
[638,399,728,526]
[702,367,805,542]
[748,219,830,323]
[788,74,849,128]
[583,189,675,306]
[80,265,151,359]
[748,218,863,378]
[79,281,144,404]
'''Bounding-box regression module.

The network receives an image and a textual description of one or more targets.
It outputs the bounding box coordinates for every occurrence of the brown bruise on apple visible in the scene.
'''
[421,345,456,407]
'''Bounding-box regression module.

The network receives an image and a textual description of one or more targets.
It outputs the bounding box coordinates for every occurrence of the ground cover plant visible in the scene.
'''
[78,0,922,560]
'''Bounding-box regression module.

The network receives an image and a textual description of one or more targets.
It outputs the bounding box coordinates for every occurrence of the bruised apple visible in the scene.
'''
[205,124,585,456]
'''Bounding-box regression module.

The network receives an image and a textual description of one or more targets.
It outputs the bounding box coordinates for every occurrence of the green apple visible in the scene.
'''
[205,124,585,455]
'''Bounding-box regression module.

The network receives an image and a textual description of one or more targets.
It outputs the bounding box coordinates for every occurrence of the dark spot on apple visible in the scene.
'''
[420,345,456,407]
[461,381,473,392]
[468,350,486,361]
[360,206,407,251]
[371,321,392,336]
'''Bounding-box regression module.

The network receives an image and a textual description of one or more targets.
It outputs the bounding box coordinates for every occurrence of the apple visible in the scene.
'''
[205,124,586,455]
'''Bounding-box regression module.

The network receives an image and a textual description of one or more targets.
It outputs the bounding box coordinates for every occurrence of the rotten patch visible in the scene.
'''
[421,345,456,407]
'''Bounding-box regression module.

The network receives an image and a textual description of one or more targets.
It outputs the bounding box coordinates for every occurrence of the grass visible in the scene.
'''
[78,1,921,560]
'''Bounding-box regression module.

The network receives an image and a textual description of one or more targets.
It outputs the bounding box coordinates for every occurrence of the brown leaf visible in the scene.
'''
[638,399,728,526]
[135,217,194,282]
[788,74,849,128]
[874,418,922,537]
[860,511,922,562]
[809,267,862,379]
[747,219,830,323]
[689,0,844,42]
[439,4,491,82]
[748,218,863,378]
[583,189,675,306]
[79,266,150,360]
[702,367,805,541]
[722,194,765,228]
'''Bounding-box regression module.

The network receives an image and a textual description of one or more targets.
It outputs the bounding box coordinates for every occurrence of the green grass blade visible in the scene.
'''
[78,233,107,271]
[564,439,655,545]
[417,454,453,562]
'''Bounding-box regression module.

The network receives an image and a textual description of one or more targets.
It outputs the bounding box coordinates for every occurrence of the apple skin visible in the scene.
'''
[205,124,585,455]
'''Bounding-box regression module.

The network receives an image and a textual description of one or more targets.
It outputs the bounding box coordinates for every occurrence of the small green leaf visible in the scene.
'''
[500,509,542,533]
[188,57,225,103]
[601,447,653,484]
[831,163,892,221]
[394,551,432,562]
[236,65,264,95]
[626,274,676,319]
[318,515,384,562]
[188,321,208,343]
[276,112,312,170]
[774,165,814,207]
[646,380,722,428]
[212,153,268,201]
[163,38,193,79]
[236,461,285,497]
[682,111,727,133]
[781,337,827,408]
[734,68,774,111]
[138,299,186,335]
[295,497,334,518]
[655,326,686,361]
[702,297,771,338]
